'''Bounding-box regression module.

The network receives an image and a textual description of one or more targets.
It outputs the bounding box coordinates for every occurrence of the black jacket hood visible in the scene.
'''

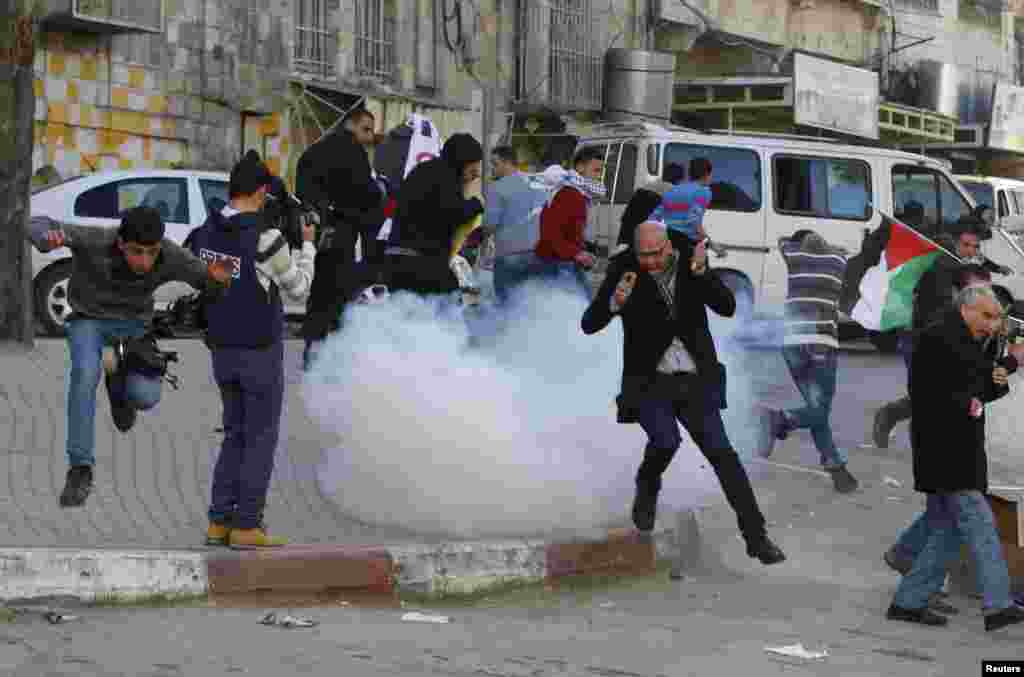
[440,133,482,175]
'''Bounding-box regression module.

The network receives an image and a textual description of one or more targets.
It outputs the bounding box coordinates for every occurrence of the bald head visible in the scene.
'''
[635,221,673,272]
[635,220,668,250]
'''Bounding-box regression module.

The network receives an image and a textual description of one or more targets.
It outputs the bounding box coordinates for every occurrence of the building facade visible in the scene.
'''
[29,0,651,188]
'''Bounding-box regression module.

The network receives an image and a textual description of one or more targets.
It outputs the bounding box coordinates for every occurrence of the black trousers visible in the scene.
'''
[634,373,767,543]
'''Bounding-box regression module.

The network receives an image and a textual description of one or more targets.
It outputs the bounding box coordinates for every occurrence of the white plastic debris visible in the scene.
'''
[765,643,828,660]
[598,602,616,609]
[259,612,318,629]
[883,476,902,488]
[43,612,78,625]
[401,612,450,624]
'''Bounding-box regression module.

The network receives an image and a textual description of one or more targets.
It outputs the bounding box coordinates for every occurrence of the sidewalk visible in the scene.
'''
[2,339,1022,604]
[0,340,669,601]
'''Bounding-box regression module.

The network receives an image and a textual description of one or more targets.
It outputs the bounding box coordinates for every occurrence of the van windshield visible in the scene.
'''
[960,181,994,210]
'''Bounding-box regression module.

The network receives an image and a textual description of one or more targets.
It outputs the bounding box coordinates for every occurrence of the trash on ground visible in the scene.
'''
[765,643,828,660]
[598,602,615,609]
[259,612,318,628]
[43,612,78,625]
[401,612,450,624]
[883,476,902,488]
[886,496,904,502]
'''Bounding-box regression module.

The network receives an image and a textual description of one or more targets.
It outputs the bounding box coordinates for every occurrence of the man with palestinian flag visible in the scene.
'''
[842,215,1009,448]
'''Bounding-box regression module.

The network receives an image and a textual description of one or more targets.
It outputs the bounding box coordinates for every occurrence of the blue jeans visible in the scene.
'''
[493,252,541,305]
[209,342,285,529]
[535,259,591,300]
[65,317,163,466]
[893,491,1011,612]
[635,377,767,543]
[781,345,847,470]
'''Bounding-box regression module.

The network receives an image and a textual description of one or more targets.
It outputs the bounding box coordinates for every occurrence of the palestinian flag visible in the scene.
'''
[840,216,942,332]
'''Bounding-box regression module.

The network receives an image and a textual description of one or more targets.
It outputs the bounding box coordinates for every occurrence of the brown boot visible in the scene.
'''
[229,527,287,549]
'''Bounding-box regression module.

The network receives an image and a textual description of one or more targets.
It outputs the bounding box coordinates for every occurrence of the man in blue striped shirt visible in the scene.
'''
[756,230,859,493]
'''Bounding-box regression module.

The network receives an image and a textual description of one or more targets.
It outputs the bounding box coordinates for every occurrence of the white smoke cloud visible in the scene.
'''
[302,277,764,539]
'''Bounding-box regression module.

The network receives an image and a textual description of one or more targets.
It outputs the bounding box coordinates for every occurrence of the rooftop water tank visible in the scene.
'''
[604,49,678,123]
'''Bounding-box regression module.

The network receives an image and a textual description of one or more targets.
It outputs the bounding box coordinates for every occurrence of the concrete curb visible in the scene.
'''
[0,519,691,603]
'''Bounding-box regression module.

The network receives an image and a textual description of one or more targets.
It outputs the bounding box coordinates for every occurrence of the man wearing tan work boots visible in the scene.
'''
[188,151,316,548]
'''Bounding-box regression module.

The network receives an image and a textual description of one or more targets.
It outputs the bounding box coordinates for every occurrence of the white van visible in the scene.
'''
[576,122,1000,339]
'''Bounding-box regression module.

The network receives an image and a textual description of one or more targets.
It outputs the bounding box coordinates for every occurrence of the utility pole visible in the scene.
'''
[0,1,39,346]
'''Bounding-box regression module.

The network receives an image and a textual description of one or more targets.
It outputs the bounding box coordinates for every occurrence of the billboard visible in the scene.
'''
[988,82,1024,153]
[793,52,879,140]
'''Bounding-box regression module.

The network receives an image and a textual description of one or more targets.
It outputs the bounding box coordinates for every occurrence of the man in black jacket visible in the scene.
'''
[873,225,1009,446]
[297,108,386,369]
[886,285,1024,632]
[582,220,785,565]
[384,132,484,295]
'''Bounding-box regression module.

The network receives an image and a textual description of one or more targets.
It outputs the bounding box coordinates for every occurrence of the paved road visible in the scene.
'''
[2,334,1022,550]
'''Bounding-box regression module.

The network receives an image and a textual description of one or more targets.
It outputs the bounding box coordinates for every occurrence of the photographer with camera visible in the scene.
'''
[187,150,315,548]
[27,208,234,508]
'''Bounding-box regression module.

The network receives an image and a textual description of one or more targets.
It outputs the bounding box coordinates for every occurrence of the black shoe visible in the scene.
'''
[886,603,948,626]
[631,486,658,532]
[828,466,859,493]
[883,548,913,575]
[872,405,893,448]
[59,465,93,508]
[746,535,786,565]
[985,604,1024,632]
[927,595,959,615]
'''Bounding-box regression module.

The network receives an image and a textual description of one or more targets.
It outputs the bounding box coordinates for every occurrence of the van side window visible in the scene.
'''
[998,190,1010,218]
[588,142,638,205]
[772,156,871,221]
[1015,191,1024,215]
[892,165,971,236]
[663,143,760,212]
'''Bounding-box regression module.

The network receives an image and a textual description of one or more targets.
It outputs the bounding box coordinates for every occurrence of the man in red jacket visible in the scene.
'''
[535,147,607,298]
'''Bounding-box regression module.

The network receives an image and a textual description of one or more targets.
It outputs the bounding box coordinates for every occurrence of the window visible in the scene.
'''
[547,0,602,110]
[960,180,994,210]
[663,143,761,212]
[999,190,1011,218]
[354,0,396,80]
[892,165,972,236]
[294,0,338,80]
[773,156,872,221]
[587,142,637,205]
[75,178,190,223]
[200,179,230,217]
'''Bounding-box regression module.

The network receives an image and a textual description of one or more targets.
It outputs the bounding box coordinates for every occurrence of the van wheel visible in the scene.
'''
[717,271,754,320]
[34,260,74,336]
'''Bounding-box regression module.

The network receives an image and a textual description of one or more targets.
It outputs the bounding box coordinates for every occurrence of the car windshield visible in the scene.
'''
[960,181,994,210]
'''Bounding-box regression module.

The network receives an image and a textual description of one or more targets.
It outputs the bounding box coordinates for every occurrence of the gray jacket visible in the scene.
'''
[28,216,219,322]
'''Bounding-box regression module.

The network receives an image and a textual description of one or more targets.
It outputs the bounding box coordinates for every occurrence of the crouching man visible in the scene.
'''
[27,207,233,508]
[188,150,315,548]
[581,221,786,565]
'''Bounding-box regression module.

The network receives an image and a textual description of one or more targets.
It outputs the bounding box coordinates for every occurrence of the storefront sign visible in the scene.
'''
[793,53,879,140]
[988,82,1024,154]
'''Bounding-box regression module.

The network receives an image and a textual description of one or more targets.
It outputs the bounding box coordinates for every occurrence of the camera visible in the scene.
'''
[264,175,318,250]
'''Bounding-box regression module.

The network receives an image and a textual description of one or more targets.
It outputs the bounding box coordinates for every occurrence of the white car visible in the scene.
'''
[31,170,306,335]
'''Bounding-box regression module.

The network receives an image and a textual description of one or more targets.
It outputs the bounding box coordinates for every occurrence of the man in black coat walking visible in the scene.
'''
[582,220,785,565]
[886,285,1024,632]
